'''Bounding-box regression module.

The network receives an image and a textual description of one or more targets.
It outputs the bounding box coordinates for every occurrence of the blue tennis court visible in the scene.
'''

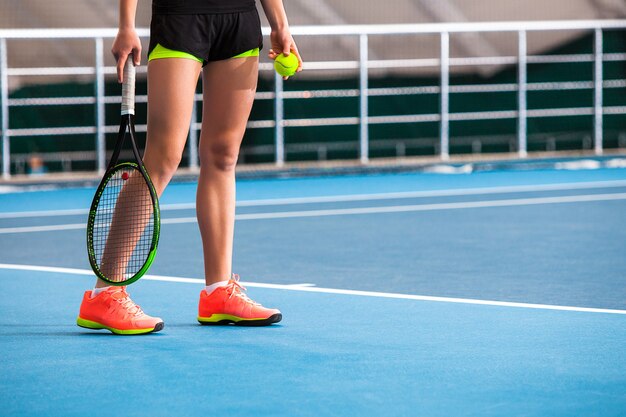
[1,160,626,416]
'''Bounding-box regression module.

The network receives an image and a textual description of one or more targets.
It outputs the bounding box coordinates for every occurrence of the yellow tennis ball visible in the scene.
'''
[274,53,298,77]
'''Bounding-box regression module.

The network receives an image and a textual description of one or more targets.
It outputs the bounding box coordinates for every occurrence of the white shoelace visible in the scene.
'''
[110,289,144,317]
[226,275,261,306]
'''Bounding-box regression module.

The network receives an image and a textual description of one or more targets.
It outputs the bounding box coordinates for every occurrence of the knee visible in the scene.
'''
[200,140,240,172]
[160,152,183,176]
[144,150,182,181]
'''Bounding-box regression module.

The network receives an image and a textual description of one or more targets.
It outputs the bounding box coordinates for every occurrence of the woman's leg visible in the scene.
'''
[196,56,258,285]
[79,57,203,334]
[143,58,202,195]
[94,57,201,289]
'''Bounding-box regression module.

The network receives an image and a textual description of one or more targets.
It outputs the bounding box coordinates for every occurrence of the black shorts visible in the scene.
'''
[148,9,263,65]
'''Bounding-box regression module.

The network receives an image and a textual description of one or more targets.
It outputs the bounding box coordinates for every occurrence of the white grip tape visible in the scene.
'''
[121,57,136,116]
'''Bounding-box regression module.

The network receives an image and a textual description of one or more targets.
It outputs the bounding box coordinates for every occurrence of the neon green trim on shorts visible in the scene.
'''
[148,43,203,63]
[232,48,260,58]
[148,44,259,63]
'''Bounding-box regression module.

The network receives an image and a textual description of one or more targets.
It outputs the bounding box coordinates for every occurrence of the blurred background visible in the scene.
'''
[1,0,625,177]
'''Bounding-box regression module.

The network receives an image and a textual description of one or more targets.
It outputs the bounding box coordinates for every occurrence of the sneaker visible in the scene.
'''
[77,286,164,335]
[198,275,282,326]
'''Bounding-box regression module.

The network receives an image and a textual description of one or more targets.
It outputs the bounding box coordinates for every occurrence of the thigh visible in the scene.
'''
[199,56,258,151]
[145,58,202,158]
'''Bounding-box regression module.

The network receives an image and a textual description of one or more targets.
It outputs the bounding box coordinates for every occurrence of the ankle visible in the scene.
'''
[90,286,111,298]
[205,280,229,295]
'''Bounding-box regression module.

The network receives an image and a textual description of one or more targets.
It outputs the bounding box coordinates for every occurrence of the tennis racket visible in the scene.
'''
[86,56,160,286]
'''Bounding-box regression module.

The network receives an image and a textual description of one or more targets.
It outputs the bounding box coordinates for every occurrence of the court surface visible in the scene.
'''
[1,161,626,416]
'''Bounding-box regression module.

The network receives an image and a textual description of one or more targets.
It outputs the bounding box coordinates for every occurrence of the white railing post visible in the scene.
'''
[94,37,105,174]
[274,70,284,166]
[359,33,369,164]
[594,28,603,155]
[1,37,10,179]
[440,32,450,160]
[188,98,199,170]
[518,30,528,158]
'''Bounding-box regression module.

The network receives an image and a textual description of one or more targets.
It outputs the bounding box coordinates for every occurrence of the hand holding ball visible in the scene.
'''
[274,53,299,77]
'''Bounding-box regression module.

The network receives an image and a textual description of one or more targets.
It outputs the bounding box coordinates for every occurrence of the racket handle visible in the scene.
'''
[121,55,136,116]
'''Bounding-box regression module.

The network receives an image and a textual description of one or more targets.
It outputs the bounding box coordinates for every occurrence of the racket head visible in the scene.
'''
[87,161,160,286]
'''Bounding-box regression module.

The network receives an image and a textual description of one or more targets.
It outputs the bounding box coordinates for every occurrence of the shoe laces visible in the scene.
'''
[110,287,144,317]
[225,274,260,306]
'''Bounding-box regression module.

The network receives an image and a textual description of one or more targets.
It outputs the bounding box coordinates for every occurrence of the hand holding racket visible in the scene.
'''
[86,56,160,286]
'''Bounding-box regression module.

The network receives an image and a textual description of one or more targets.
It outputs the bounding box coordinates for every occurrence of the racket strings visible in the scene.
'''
[92,167,155,282]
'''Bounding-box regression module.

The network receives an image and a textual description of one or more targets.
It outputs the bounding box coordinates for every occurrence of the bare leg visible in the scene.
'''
[95,57,202,288]
[143,59,202,195]
[98,169,154,281]
[197,56,258,285]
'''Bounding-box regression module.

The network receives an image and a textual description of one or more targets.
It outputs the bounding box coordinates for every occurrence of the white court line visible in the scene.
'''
[235,179,626,206]
[0,208,89,219]
[1,179,626,219]
[1,192,626,234]
[1,262,625,315]
[0,223,87,234]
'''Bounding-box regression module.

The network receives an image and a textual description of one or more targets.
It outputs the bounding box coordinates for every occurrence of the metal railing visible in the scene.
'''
[1,20,626,179]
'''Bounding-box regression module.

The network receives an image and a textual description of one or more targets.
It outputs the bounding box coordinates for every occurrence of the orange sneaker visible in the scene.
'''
[198,275,282,326]
[77,287,164,335]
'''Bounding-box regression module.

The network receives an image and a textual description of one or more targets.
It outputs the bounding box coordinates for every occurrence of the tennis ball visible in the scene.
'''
[274,53,298,77]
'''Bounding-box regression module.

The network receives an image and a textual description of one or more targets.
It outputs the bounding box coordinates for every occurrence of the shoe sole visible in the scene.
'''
[77,317,164,335]
[198,313,282,326]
